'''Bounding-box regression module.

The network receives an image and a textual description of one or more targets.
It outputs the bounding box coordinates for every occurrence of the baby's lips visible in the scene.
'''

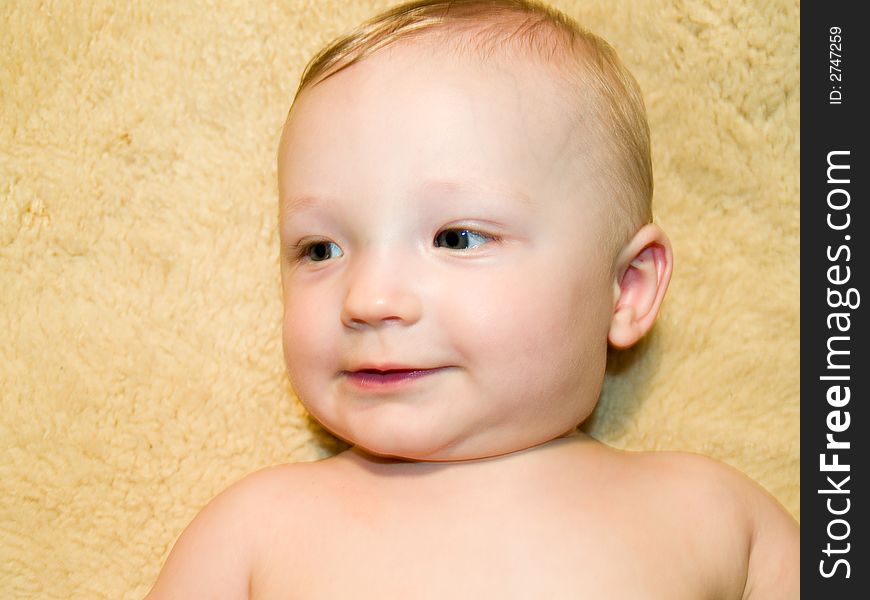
[346,362,432,373]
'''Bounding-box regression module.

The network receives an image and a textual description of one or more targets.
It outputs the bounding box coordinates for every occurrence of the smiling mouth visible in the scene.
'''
[343,367,447,390]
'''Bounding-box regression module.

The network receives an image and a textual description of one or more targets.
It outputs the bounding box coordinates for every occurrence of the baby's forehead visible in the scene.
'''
[287,49,593,184]
[289,35,599,165]
[285,35,617,213]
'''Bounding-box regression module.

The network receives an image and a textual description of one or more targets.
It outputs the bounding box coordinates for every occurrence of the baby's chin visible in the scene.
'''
[303,397,587,462]
[325,428,469,462]
[335,425,574,463]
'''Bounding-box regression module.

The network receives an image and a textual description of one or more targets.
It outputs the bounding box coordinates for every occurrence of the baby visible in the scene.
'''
[146,0,799,598]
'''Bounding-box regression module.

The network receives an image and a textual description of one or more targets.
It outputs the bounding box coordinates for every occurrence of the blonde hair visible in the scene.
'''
[287,0,653,250]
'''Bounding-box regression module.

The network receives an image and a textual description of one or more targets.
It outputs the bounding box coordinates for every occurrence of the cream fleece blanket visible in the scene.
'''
[0,1,799,597]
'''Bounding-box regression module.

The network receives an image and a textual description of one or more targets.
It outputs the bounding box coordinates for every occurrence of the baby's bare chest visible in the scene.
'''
[249,489,709,600]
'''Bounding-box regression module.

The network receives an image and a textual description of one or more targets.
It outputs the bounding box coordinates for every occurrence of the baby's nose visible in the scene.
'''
[340,253,422,329]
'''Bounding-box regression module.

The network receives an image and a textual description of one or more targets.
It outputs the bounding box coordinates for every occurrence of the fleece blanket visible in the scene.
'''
[0,0,799,597]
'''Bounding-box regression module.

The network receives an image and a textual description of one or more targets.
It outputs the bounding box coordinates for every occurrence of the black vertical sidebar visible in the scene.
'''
[801,2,868,597]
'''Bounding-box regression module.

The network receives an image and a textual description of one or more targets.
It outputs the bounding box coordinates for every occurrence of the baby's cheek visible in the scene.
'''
[458,270,556,359]
[490,270,600,370]
[282,296,327,368]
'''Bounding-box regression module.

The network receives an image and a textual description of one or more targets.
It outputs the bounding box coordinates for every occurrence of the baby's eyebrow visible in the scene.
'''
[282,179,533,215]
[282,194,324,216]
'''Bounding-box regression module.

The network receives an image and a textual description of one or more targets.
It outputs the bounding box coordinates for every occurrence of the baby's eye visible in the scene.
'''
[434,229,493,250]
[297,240,343,262]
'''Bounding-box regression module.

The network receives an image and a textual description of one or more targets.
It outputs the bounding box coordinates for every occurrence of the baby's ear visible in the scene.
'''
[608,224,673,349]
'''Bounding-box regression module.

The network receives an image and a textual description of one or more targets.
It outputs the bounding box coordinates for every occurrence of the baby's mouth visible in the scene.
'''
[343,367,447,389]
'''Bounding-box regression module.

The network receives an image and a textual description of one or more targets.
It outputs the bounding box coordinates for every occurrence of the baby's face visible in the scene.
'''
[278,42,617,461]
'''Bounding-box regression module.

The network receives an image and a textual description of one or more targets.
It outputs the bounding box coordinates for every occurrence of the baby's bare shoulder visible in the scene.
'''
[145,462,320,600]
[612,449,799,599]
[625,451,756,534]
[623,450,759,513]
[649,452,799,598]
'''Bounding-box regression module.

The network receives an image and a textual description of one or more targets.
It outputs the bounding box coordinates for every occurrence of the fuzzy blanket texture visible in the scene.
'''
[1,0,799,597]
